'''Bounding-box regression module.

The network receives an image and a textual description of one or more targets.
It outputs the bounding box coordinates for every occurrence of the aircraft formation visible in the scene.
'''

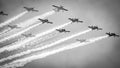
[0,5,119,39]
[0,5,120,68]
[0,5,119,41]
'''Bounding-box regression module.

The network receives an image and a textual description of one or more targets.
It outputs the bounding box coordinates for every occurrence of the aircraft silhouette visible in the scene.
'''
[24,7,39,12]
[52,5,68,12]
[0,11,8,16]
[68,18,83,23]
[7,25,21,29]
[56,29,70,33]
[21,33,35,38]
[76,39,89,43]
[88,26,102,30]
[38,18,53,24]
[106,32,119,37]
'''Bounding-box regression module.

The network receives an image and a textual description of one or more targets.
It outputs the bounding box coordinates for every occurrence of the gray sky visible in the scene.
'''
[0,0,120,68]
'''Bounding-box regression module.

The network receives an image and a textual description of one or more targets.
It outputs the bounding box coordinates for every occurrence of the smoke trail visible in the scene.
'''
[0,35,108,68]
[0,28,11,36]
[0,34,58,63]
[25,32,58,47]
[0,11,28,28]
[18,11,55,27]
[0,11,55,43]
[0,22,72,53]
[0,29,91,63]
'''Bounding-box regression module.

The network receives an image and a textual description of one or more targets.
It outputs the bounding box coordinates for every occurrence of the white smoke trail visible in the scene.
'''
[0,29,91,63]
[25,32,58,47]
[18,11,55,27]
[0,22,71,53]
[0,28,11,36]
[0,11,55,43]
[0,34,58,63]
[0,11,28,28]
[0,35,108,68]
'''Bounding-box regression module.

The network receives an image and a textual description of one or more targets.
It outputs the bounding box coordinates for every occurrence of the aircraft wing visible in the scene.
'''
[52,5,59,8]
[114,34,119,37]
[62,8,68,11]
[38,18,43,21]
[78,20,83,23]
[98,28,102,30]
[24,7,29,10]
[33,10,39,12]
[65,30,70,32]
[47,21,53,24]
